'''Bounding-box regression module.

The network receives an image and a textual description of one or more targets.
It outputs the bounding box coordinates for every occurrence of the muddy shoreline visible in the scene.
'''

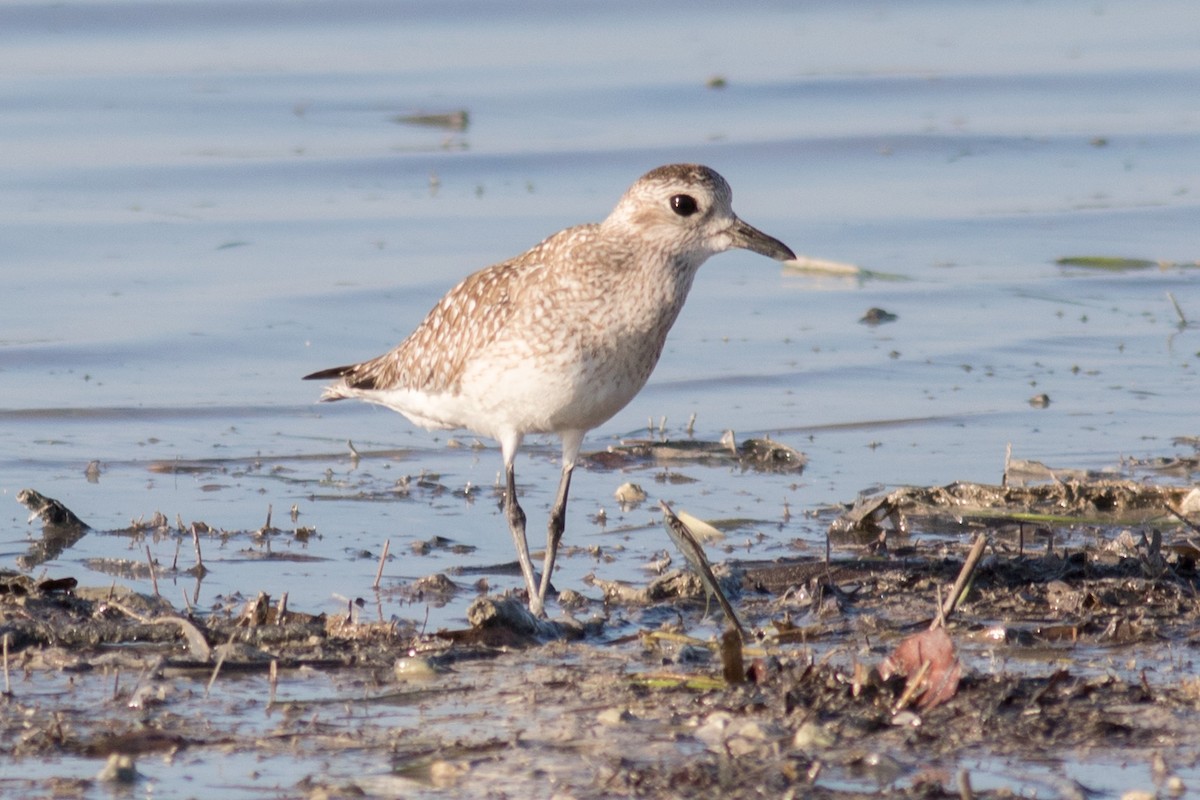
[4,463,1199,799]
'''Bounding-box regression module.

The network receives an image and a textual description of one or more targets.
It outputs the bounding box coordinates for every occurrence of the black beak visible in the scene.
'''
[728,218,795,261]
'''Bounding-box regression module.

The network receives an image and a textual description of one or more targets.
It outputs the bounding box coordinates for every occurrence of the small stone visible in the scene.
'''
[96,754,138,784]
[394,656,440,682]
[429,760,468,788]
[557,588,587,610]
[859,307,897,325]
[596,707,634,727]
[614,482,647,506]
[793,720,835,750]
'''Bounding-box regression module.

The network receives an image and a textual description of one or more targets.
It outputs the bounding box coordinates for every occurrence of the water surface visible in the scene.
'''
[1,1,1198,795]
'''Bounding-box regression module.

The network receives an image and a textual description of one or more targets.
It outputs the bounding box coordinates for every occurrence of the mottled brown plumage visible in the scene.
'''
[305,164,794,616]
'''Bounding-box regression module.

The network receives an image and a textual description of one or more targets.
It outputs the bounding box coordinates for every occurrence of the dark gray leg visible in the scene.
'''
[535,462,574,609]
[504,462,543,615]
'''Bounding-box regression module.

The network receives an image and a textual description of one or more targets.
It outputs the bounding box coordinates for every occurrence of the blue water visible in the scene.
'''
[1,1,1198,796]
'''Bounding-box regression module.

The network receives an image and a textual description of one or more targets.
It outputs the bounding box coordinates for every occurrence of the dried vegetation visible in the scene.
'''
[3,446,1199,798]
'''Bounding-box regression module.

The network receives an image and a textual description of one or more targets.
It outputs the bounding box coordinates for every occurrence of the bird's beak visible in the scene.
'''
[728,218,796,261]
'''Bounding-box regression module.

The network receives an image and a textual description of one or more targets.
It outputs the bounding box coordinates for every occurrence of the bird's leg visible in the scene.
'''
[536,461,574,609]
[503,462,543,615]
[535,431,584,614]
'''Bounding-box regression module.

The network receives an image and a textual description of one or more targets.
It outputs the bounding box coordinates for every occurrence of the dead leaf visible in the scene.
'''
[879,627,961,711]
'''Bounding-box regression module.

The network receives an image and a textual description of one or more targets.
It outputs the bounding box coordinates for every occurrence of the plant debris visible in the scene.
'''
[593,435,807,473]
[4,469,1200,798]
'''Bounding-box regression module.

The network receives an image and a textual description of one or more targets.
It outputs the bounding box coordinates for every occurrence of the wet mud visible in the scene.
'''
[4,454,1199,798]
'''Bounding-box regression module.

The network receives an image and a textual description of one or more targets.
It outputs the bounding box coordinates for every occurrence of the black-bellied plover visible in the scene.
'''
[305,164,794,616]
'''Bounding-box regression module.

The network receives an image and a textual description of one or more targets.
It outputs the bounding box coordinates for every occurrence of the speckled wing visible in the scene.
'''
[305,262,522,396]
[303,229,587,397]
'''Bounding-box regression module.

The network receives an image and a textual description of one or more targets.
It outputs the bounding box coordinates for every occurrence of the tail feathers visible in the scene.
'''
[302,365,353,381]
[303,365,355,402]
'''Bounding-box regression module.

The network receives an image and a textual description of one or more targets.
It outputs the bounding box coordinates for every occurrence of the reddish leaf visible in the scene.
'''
[879,627,962,710]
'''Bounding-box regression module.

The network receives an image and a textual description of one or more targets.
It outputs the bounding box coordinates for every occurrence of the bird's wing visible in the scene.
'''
[306,224,609,396]
[340,257,529,394]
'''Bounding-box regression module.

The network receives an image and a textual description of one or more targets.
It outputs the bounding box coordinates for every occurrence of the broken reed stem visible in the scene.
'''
[191,524,205,573]
[171,538,181,571]
[933,533,988,630]
[1167,291,1188,327]
[205,649,227,697]
[276,593,289,624]
[145,545,159,597]
[180,587,192,615]
[373,539,390,590]
[268,659,278,709]
[958,768,974,800]
[259,504,274,555]
[1166,502,1200,535]
[720,627,745,684]
[892,659,932,713]
[932,584,946,630]
[2,633,10,697]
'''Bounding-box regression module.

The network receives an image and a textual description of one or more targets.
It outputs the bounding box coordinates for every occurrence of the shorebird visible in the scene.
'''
[305,164,794,616]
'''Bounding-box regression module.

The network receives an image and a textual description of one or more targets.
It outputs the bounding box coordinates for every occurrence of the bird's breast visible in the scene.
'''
[451,261,697,436]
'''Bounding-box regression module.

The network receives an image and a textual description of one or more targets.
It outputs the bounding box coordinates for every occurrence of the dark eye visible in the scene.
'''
[670,194,698,217]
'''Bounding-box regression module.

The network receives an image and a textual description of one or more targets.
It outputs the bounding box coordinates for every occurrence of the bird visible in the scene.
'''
[304,164,795,617]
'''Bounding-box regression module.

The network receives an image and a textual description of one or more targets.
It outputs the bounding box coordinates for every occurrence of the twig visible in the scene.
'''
[205,648,227,697]
[892,659,932,712]
[373,539,390,590]
[276,592,289,624]
[268,659,278,709]
[932,583,946,629]
[660,501,747,642]
[958,768,974,800]
[1166,502,1200,535]
[720,628,745,684]
[933,534,988,629]
[1167,291,1188,327]
[191,524,205,575]
[2,633,11,697]
[262,505,273,554]
[145,546,159,597]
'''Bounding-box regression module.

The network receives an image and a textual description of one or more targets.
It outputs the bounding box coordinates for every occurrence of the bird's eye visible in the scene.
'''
[670,194,698,217]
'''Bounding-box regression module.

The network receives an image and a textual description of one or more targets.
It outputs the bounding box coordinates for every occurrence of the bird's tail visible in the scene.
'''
[302,366,355,402]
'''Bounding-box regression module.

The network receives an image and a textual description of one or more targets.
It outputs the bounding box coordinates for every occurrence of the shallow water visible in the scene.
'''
[2,0,1198,795]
